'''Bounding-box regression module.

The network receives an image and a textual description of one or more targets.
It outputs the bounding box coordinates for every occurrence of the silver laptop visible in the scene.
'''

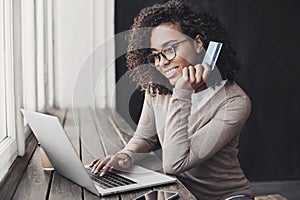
[21,109,176,196]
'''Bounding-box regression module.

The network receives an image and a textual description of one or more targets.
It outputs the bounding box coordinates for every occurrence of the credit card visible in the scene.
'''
[202,41,222,70]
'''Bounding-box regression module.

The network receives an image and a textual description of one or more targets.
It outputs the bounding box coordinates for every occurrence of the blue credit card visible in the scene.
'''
[202,41,222,70]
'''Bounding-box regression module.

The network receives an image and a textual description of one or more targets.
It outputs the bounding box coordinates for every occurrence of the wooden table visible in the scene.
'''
[10,108,196,200]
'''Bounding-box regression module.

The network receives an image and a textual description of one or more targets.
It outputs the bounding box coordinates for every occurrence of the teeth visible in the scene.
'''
[165,68,177,77]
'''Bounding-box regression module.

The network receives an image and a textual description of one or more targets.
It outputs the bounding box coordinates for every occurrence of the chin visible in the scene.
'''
[169,79,177,86]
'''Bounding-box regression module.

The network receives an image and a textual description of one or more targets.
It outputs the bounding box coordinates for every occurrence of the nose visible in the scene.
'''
[157,54,170,68]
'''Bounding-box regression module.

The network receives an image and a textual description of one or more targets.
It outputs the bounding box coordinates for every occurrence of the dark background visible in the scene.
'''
[115,0,300,182]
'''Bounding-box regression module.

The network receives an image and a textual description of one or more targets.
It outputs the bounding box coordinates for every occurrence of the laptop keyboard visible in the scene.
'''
[86,168,136,189]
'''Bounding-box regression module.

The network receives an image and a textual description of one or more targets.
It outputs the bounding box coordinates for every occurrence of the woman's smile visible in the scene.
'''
[163,66,180,79]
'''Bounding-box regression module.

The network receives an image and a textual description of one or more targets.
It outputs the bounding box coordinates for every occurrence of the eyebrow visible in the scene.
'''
[150,39,179,51]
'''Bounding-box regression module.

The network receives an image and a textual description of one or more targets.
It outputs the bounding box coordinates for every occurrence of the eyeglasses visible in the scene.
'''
[147,39,189,67]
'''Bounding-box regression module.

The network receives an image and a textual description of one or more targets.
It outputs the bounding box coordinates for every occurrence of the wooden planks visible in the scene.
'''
[0,135,38,200]
[255,194,287,200]
[106,109,135,137]
[49,171,82,200]
[12,147,52,200]
[104,108,134,144]
[79,108,119,200]
[95,109,125,155]
[80,108,106,161]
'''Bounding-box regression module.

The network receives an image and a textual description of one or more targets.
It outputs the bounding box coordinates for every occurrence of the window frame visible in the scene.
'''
[0,0,6,143]
[0,0,55,183]
[0,0,114,184]
[0,0,19,183]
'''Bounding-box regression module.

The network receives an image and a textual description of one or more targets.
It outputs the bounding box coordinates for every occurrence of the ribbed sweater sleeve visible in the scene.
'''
[119,92,159,163]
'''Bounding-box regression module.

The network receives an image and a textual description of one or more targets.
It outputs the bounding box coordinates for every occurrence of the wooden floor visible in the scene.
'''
[2,108,196,200]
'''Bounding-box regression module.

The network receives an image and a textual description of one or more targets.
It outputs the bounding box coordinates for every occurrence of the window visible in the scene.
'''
[0,0,6,143]
[0,0,52,183]
[0,0,19,183]
[0,72,6,142]
[0,0,114,183]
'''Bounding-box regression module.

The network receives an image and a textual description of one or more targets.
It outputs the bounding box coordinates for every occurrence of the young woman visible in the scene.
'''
[90,0,254,199]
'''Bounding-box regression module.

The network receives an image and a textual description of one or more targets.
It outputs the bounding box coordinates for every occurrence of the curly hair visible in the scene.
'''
[126,0,239,95]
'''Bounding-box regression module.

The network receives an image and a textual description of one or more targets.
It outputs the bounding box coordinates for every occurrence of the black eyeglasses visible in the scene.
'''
[147,39,189,67]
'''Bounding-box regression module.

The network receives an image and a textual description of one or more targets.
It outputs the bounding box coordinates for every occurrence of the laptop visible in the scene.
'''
[21,109,176,196]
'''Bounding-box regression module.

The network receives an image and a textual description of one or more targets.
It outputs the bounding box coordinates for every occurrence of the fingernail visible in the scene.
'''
[100,172,104,176]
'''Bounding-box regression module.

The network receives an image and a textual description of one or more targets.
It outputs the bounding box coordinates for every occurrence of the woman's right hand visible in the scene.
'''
[175,63,211,91]
[89,153,132,176]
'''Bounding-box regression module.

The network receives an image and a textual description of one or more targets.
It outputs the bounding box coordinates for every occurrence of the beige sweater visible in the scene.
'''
[121,81,254,200]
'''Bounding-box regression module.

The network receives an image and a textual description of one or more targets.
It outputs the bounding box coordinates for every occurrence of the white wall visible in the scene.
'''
[54,0,115,108]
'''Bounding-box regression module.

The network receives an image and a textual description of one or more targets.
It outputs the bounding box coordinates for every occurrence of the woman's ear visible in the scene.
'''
[194,35,203,53]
